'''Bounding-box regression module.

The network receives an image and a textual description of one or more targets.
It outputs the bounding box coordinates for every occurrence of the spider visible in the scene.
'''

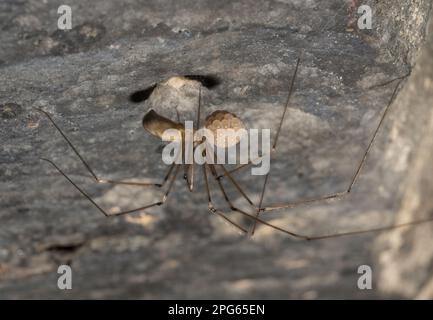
[38,57,433,240]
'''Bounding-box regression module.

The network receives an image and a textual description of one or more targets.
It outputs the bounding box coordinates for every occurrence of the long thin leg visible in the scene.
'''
[210,163,433,240]
[196,87,202,130]
[202,164,248,234]
[208,58,415,237]
[271,57,301,151]
[184,88,202,191]
[208,164,310,239]
[250,57,301,234]
[205,145,257,208]
[184,163,193,191]
[261,74,405,213]
[191,88,202,191]
[215,164,317,238]
[307,218,433,240]
[218,74,411,179]
[175,106,181,123]
[37,108,168,188]
[217,164,301,235]
[216,152,273,179]
[42,158,179,217]
[215,164,256,208]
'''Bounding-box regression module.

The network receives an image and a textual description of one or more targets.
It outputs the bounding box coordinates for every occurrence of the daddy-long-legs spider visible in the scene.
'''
[38,57,433,240]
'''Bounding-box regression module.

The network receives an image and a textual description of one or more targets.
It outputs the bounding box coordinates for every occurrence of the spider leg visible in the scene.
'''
[189,87,202,191]
[250,57,409,234]
[208,164,310,239]
[246,56,415,240]
[306,218,433,240]
[184,164,193,191]
[37,108,169,188]
[202,164,248,234]
[215,54,299,182]
[248,56,301,234]
[184,87,202,191]
[196,87,202,129]
[216,152,274,179]
[175,106,181,123]
[213,164,256,208]
[218,73,411,180]
[210,163,433,240]
[41,158,179,217]
[205,146,257,208]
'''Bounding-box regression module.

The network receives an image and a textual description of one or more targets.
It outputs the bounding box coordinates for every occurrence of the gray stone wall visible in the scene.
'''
[1,0,432,299]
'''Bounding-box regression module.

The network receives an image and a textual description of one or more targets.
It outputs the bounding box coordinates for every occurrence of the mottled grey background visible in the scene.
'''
[0,0,432,299]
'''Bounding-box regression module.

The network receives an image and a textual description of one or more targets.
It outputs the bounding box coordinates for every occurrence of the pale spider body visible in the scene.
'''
[141,76,248,191]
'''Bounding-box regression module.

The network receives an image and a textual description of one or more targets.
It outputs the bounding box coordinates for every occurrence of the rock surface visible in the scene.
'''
[0,0,432,299]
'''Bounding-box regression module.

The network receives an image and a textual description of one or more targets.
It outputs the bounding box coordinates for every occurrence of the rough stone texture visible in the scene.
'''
[364,0,432,65]
[374,16,433,299]
[0,0,432,299]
